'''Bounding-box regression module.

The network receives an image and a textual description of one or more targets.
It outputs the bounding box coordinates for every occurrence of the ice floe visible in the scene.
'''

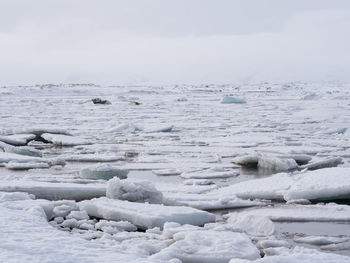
[229,247,350,263]
[283,167,350,201]
[106,178,164,204]
[79,197,216,229]
[221,96,247,104]
[226,203,350,222]
[41,133,89,146]
[0,181,106,201]
[227,214,275,236]
[80,164,128,180]
[151,229,260,262]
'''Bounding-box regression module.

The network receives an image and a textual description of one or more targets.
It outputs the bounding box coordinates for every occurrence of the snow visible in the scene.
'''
[151,230,260,262]
[80,164,129,180]
[106,178,164,204]
[79,197,216,229]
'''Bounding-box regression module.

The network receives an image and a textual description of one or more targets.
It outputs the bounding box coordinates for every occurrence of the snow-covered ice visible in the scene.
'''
[79,197,216,229]
[80,164,129,180]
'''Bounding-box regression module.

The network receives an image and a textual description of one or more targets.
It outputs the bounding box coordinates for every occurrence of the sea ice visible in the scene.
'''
[151,230,260,262]
[284,167,350,201]
[294,236,349,246]
[221,96,247,104]
[227,213,275,236]
[63,153,124,162]
[226,203,350,222]
[5,161,49,170]
[41,133,89,146]
[228,247,350,263]
[299,157,343,171]
[79,197,216,229]
[152,169,182,176]
[80,164,129,180]
[0,181,106,201]
[106,178,164,204]
[0,134,36,146]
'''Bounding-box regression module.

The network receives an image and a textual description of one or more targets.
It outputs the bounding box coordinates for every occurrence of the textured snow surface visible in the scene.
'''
[79,197,216,229]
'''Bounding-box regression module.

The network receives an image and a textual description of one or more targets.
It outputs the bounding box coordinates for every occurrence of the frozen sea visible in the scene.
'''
[0,83,350,263]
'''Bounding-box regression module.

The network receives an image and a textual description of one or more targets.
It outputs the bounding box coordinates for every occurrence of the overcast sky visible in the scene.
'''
[1,0,350,85]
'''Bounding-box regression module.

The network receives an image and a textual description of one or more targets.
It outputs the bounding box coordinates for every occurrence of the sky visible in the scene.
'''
[0,0,350,85]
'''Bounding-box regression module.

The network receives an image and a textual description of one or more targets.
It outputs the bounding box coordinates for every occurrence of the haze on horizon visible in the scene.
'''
[1,0,350,86]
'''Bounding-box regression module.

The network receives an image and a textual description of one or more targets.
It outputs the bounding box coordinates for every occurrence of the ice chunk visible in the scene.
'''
[79,197,216,229]
[106,178,163,204]
[151,230,259,262]
[105,123,142,133]
[66,210,90,221]
[164,192,262,210]
[95,219,137,232]
[227,214,275,236]
[145,125,174,133]
[232,155,298,171]
[320,241,350,251]
[294,236,349,246]
[0,134,35,146]
[181,169,239,179]
[152,169,182,176]
[215,173,295,200]
[63,153,124,162]
[221,96,247,104]
[80,164,128,180]
[229,247,350,263]
[0,191,35,202]
[257,156,298,172]
[0,181,106,201]
[0,141,42,157]
[284,167,350,201]
[231,154,259,168]
[299,157,343,171]
[41,133,89,146]
[226,203,350,222]
[0,151,43,164]
[5,161,49,170]
[258,239,290,249]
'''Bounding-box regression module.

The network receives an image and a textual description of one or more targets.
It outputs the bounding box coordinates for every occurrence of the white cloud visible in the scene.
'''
[0,2,349,85]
